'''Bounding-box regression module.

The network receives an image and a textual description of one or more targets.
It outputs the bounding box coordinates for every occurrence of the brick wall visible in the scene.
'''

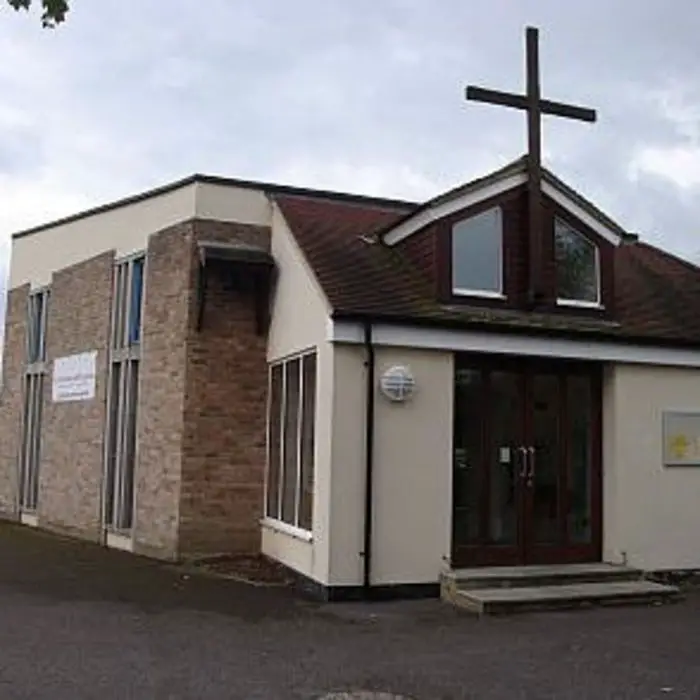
[0,285,29,518]
[1,216,272,561]
[39,253,113,540]
[177,219,270,558]
[133,222,193,560]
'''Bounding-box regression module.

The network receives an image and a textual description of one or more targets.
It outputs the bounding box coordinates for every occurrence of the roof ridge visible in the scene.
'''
[376,154,634,245]
[539,167,627,238]
[375,155,529,243]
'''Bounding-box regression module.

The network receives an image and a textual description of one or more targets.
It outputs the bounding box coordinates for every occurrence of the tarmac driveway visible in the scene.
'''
[0,522,699,699]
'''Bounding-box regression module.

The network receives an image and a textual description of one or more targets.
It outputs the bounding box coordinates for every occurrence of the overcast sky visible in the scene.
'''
[2,0,700,314]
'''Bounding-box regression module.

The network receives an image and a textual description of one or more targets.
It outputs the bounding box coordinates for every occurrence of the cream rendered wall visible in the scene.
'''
[604,363,700,571]
[9,180,273,290]
[327,344,366,585]
[194,181,271,225]
[261,527,315,575]
[9,184,198,289]
[601,364,621,567]
[262,204,333,585]
[328,344,454,586]
[266,205,330,360]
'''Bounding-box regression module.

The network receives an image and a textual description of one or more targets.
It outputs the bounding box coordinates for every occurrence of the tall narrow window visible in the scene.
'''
[104,254,145,535]
[128,257,144,345]
[266,350,317,532]
[281,358,301,524]
[555,218,600,305]
[19,287,50,514]
[298,353,316,531]
[266,364,284,518]
[451,206,503,297]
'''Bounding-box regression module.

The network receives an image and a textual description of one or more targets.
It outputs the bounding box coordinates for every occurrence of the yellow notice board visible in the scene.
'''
[663,411,700,466]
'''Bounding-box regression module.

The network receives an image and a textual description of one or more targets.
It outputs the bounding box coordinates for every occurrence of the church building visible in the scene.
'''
[0,28,697,608]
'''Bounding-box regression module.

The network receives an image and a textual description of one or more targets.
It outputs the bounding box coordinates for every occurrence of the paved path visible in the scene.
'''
[1,522,699,699]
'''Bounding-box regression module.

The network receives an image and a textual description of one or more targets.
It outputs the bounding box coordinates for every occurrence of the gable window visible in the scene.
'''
[555,218,600,306]
[451,206,503,297]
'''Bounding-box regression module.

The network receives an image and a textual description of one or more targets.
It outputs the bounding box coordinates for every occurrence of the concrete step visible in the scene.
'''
[452,579,682,615]
[444,562,641,592]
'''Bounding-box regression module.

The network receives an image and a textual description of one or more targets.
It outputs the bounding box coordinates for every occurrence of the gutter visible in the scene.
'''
[362,320,376,594]
[331,310,700,353]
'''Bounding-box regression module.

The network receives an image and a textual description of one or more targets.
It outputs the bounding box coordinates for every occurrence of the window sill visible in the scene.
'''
[556,299,604,310]
[452,289,506,300]
[261,517,313,543]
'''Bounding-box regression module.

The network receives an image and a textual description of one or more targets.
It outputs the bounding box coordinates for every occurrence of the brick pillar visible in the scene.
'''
[39,253,113,540]
[178,220,270,559]
[0,285,29,519]
[133,223,193,560]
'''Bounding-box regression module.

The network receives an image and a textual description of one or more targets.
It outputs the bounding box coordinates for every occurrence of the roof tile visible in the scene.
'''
[275,191,700,347]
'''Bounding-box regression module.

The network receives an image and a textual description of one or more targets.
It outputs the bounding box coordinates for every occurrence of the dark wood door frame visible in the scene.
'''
[451,353,603,569]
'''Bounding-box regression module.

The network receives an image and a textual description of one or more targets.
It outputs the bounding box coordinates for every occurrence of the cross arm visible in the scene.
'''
[465,86,597,122]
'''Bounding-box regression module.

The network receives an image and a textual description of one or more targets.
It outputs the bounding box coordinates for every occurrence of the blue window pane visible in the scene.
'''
[128,258,144,345]
[27,292,47,363]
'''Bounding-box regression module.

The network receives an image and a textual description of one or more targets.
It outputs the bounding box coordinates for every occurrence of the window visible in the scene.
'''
[451,206,503,297]
[266,351,317,532]
[111,255,144,348]
[26,289,49,365]
[128,257,144,345]
[555,218,600,306]
[20,287,50,513]
[104,254,144,534]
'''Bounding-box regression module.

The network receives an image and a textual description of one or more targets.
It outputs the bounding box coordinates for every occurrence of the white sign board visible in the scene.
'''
[52,351,97,403]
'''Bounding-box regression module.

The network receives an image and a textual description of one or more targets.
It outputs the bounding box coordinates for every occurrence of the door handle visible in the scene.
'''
[517,446,528,478]
[527,446,536,484]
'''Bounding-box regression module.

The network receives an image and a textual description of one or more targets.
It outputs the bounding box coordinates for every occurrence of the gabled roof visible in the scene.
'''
[275,170,700,347]
[378,156,628,247]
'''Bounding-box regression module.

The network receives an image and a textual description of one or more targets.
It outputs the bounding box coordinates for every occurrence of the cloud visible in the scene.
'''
[631,146,700,191]
[1,0,700,271]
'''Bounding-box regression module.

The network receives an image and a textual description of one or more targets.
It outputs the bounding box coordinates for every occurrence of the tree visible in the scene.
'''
[6,0,68,27]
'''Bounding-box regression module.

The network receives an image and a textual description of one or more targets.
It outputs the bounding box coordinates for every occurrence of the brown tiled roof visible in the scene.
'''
[275,192,700,347]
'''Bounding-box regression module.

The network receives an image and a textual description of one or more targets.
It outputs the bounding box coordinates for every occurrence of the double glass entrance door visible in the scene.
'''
[452,354,602,568]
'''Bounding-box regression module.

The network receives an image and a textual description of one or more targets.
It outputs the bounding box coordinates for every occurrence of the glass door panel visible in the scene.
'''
[487,371,521,546]
[530,373,563,546]
[567,374,594,544]
[453,367,483,547]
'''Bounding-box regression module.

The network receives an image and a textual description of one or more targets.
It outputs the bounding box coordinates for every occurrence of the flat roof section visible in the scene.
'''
[12,174,417,241]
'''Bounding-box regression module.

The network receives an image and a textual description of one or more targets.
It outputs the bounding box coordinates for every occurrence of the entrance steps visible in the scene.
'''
[441,563,682,615]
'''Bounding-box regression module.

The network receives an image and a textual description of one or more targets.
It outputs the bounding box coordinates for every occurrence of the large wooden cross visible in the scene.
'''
[466,26,597,304]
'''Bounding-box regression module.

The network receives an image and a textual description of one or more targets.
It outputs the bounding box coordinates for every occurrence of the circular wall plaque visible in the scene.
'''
[379,365,416,403]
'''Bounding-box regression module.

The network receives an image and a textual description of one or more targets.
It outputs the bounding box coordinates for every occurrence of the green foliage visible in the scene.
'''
[6,0,69,27]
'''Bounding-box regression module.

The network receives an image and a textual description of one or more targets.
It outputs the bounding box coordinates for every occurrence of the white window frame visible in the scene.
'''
[451,206,505,299]
[554,217,602,309]
[18,286,50,514]
[264,349,317,536]
[102,252,145,536]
